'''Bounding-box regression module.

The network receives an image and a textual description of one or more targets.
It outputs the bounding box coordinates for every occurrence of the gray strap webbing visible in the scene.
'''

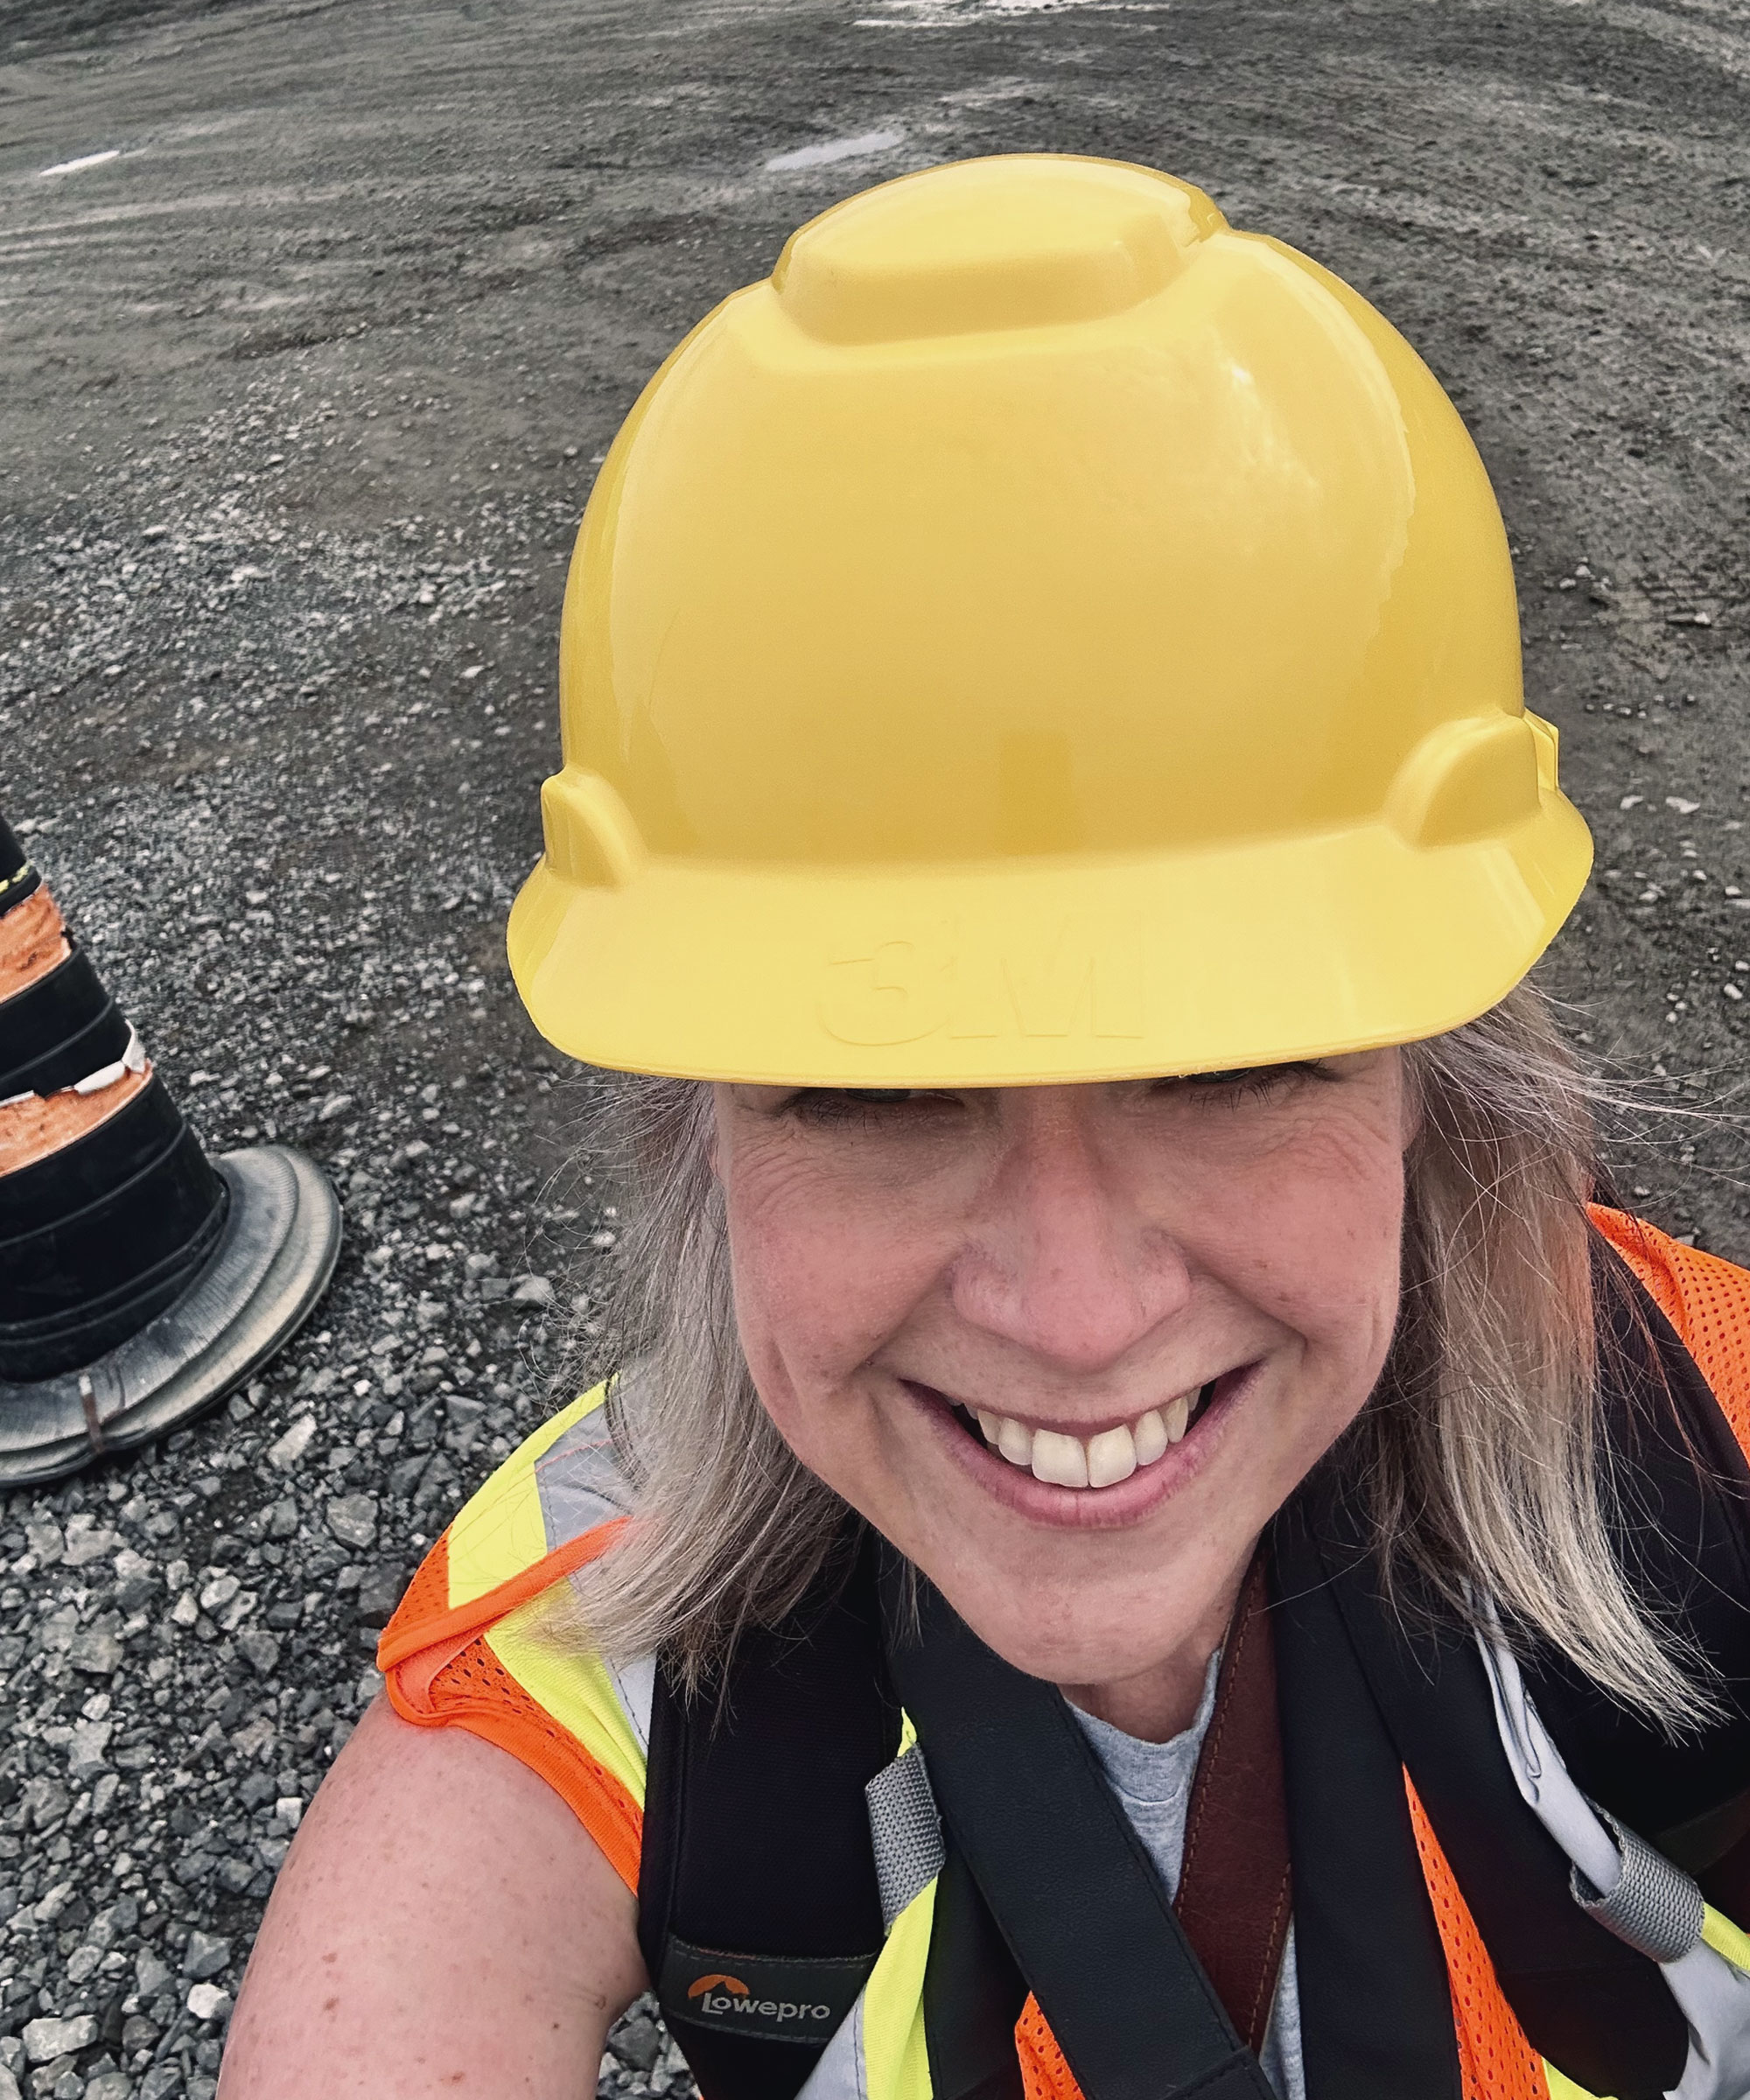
[1573,1808,1705,1965]
[865,1742,945,1932]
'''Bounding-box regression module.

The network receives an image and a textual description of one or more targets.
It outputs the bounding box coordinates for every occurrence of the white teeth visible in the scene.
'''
[1030,1430,1089,1489]
[998,1416,1033,1467]
[964,1383,1209,1490]
[1084,1424,1137,1488]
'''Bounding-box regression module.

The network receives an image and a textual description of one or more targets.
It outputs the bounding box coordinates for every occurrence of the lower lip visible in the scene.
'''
[899,1368,1258,1530]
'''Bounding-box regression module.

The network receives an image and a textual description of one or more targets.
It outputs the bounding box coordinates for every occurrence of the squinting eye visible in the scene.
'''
[1166,1061,1329,1102]
[784,1087,956,1126]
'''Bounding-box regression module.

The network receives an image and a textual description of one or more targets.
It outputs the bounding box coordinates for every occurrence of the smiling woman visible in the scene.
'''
[223,157,1750,2100]
[557,1002,1669,1752]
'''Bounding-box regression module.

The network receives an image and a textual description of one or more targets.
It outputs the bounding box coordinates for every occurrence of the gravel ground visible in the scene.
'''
[0,0,1746,2094]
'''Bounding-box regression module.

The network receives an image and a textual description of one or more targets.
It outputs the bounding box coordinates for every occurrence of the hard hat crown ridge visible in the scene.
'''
[771,156,1223,344]
[511,155,1592,1087]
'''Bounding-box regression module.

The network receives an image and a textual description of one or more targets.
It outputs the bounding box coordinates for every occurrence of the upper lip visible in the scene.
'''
[900,1375,1221,1439]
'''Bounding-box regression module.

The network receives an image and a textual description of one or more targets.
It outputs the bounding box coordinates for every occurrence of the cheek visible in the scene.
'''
[1220,1125,1406,1380]
[721,1157,942,1426]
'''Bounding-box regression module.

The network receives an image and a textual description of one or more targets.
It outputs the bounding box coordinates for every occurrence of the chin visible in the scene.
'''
[923,1558,1215,1689]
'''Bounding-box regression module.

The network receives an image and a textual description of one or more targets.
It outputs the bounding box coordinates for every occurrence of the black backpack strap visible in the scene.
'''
[881,1548,1276,2100]
[1523,1246,1750,1853]
[1278,1250,1741,2100]
[638,1532,900,2100]
[921,1839,1029,2100]
[1284,1477,1688,2100]
[1266,1523,1465,2100]
[1286,1242,1750,2100]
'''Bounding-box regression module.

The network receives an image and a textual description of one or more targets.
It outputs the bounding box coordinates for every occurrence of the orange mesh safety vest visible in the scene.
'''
[379,1208,1750,2100]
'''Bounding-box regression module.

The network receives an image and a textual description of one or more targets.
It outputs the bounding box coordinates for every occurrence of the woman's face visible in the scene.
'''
[713,1056,1413,1708]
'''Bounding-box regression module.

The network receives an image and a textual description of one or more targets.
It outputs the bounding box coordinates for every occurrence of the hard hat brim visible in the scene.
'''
[507,787,1592,1088]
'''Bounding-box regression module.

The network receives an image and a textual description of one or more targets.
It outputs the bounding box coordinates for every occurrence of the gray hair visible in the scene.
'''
[562,982,1713,1724]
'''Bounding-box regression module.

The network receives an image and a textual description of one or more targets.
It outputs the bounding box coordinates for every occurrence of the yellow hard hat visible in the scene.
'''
[509,154,1591,1086]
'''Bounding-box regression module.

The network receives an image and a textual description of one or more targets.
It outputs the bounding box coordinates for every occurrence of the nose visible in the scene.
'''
[948,1088,1192,1376]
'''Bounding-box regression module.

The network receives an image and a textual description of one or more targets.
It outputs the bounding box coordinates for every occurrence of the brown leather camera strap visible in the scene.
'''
[1177,1550,1295,2055]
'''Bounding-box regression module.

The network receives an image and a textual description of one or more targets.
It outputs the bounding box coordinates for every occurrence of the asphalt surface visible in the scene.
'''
[0,0,1746,2094]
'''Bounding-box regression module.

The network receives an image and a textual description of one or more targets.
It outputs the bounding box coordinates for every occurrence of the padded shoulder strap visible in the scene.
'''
[640,1531,900,2100]
[921,1842,1029,2100]
[882,1549,1275,2100]
[1282,1237,1750,2100]
[1266,1509,1466,2100]
[1536,1231,1750,1914]
[1282,1475,1688,2100]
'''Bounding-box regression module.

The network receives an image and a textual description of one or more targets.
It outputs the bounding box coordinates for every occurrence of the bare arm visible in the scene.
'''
[220,1698,647,2097]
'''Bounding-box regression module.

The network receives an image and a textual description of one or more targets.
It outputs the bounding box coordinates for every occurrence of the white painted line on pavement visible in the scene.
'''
[766,130,905,172]
[38,149,122,178]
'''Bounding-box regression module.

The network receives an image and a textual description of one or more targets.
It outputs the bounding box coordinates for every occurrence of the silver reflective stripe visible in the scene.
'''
[1479,1622,1750,2100]
[529,1390,651,1742]
[1574,1808,1706,1965]
[866,1744,945,1934]
[607,1652,655,1751]
[797,1988,868,2100]
[1477,1622,1621,1894]
[1665,1940,1750,2100]
[532,1390,638,1551]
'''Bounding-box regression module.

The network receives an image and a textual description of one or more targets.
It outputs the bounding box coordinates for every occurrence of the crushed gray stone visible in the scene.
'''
[602,1998,696,2099]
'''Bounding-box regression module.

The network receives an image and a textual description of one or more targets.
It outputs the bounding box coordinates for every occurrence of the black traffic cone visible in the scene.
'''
[0,812,340,1483]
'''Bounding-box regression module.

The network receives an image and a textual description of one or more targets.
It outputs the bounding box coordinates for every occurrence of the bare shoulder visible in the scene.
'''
[220,1698,646,2098]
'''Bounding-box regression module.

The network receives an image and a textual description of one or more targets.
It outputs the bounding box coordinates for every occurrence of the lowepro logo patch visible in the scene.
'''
[659,1937,875,2047]
[685,1974,834,2026]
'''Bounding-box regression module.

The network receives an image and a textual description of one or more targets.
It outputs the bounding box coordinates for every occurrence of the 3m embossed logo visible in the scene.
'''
[819,916,1144,1046]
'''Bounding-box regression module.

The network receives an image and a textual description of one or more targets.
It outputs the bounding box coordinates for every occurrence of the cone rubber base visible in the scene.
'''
[0,1145,341,1487]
